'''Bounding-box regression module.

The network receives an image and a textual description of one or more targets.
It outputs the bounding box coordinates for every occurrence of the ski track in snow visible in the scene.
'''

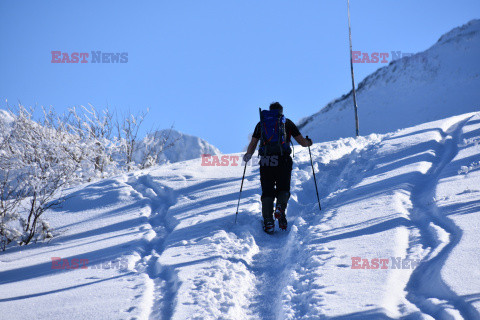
[405,115,480,320]
[125,174,179,320]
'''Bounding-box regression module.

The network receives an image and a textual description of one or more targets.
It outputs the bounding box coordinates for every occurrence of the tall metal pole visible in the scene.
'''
[348,0,360,137]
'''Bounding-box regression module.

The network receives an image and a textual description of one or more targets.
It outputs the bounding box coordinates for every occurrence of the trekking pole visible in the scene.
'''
[306,136,322,212]
[234,162,248,224]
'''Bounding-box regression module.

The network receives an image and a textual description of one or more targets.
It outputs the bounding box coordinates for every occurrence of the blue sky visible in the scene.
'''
[1,0,478,153]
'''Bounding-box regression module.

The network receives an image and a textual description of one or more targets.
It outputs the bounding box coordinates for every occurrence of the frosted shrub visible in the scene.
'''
[0,105,177,250]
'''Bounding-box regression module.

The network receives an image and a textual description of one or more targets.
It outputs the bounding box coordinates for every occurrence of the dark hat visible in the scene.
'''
[269,102,283,114]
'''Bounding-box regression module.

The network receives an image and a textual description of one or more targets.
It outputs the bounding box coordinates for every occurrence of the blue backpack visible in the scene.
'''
[259,108,290,156]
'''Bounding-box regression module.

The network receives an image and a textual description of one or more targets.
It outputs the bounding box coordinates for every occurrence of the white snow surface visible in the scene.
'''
[298,19,480,143]
[1,112,480,320]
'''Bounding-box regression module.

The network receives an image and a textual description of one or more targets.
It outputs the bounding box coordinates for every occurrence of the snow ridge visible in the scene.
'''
[298,19,480,143]
[436,19,480,46]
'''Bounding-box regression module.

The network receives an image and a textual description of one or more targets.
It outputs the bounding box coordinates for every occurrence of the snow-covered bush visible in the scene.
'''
[114,109,147,171]
[113,110,181,171]
[65,105,119,178]
[0,106,72,247]
[134,126,179,169]
[0,105,181,250]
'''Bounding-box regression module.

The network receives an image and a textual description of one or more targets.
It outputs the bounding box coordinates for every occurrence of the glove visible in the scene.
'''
[306,136,313,146]
[243,153,252,163]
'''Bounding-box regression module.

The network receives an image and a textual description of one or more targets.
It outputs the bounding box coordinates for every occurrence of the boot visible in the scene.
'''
[262,197,275,234]
[274,206,287,230]
[275,191,289,230]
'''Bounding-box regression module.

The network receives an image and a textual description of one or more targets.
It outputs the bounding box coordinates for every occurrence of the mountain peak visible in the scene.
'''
[436,19,480,46]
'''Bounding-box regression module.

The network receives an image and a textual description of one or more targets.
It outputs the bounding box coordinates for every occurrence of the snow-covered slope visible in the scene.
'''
[299,19,480,143]
[1,112,479,319]
[134,129,221,164]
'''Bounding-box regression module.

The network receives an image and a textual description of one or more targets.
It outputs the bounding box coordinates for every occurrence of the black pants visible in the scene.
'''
[259,155,293,200]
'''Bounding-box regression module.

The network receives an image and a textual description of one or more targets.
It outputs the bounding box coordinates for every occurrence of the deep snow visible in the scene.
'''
[1,112,479,319]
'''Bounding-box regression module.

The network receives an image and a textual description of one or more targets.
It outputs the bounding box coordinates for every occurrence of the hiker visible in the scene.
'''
[243,102,312,233]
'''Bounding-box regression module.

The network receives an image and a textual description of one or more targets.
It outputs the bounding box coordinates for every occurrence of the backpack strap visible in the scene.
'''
[287,124,295,158]
[278,116,284,156]
[259,108,266,156]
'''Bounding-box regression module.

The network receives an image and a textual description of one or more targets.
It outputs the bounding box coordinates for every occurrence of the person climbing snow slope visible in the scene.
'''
[243,102,312,233]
